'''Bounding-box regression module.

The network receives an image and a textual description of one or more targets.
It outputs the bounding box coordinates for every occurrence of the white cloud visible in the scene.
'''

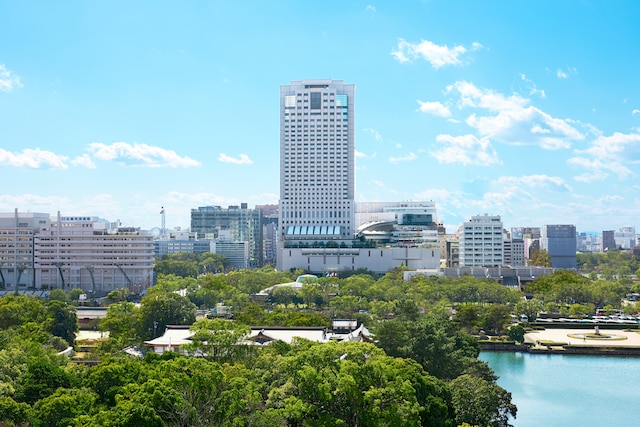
[217,153,253,165]
[519,74,546,99]
[555,66,577,79]
[632,109,640,115]
[430,134,500,166]
[579,131,640,159]
[446,81,583,149]
[366,5,376,12]
[71,154,96,169]
[391,38,481,68]
[363,128,384,142]
[355,150,368,158]
[88,142,201,167]
[568,131,640,180]
[417,100,451,118]
[0,148,69,169]
[0,65,23,92]
[389,152,417,164]
[496,174,572,192]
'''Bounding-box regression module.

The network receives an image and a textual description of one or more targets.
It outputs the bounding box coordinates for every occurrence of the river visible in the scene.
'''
[480,351,640,427]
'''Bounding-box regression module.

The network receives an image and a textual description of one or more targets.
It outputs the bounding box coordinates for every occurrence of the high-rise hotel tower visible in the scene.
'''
[279,80,356,243]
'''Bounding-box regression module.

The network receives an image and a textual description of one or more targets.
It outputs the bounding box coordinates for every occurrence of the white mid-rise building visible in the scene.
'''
[615,226,636,250]
[33,213,155,294]
[459,214,504,267]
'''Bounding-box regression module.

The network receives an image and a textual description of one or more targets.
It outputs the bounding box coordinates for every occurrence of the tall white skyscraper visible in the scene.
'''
[279,79,356,242]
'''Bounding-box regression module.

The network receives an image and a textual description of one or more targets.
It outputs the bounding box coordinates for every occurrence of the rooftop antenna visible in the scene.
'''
[160,206,166,239]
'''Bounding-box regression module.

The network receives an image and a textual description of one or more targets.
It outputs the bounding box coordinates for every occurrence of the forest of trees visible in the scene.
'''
[0,250,638,426]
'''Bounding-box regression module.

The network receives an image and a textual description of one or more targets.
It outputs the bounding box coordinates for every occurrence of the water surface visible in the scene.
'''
[480,351,640,426]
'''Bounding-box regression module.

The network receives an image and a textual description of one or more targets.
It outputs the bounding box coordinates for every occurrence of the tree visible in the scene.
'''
[264,341,448,427]
[85,357,146,405]
[508,325,526,343]
[100,302,140,345]
[0,294,48,330]
[528,249,551,267]
[481,304,512,335]
[183,318,251,362]
[450,374,517,427]
[14,358,74,405]
[0,396,32,426]
[375,313,480,380]
[46,300,78,346]
[138,293,196,340]
[68,288,85,303]
[514,298,543,321]
[33,388,97,427]
[48,289,69,303]
[455,303,481,332]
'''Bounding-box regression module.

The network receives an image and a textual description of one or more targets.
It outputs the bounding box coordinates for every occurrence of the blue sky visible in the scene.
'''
[1,1,639,235]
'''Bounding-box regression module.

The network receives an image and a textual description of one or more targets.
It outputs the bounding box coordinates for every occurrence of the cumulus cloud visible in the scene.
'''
[217,153,253,165]
[417,101,451,118]
[71,154,96,169]
[88,142,200,167]
[0,65,23,92]
[632,109,640,115]
[389,152,417,164]
[430,134,500,166]
[355,150,368,158]
[0,148,69,169]
[366,5,376,12]
[391,38,482,68]
[446,81,583,149]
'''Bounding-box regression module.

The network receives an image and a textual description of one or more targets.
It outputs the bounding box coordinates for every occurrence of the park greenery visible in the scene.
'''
[0,249,639,426]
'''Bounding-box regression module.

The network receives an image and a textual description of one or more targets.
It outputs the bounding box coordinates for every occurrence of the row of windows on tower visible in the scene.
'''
[284,112,347,117]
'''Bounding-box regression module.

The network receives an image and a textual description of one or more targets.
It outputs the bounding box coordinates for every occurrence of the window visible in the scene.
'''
[285,96,296,108]
[311,92,321,109]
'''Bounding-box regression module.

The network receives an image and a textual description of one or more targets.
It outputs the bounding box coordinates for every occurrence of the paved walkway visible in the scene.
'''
[525,328,640,347]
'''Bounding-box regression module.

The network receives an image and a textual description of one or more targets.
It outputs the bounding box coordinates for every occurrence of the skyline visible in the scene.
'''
[1,1,640,234]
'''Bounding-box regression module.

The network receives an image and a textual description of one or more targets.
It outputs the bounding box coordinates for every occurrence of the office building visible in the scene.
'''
[0,210,50,289]
[504,238,525,266]
[191,204,263,267]
[211,241,249,269]
[277,80,440,274]
[256,204,279,266]
[541,224,577,269]
[1,210,154,293]
[154,230,213,258]
[602,230,616,252]
[614,226,636,250]
[279,79,356,244]
[458,214,504,267]
[34,214,155,294]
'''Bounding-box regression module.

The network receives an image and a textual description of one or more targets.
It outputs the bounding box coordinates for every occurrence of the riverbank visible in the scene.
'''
[479,327,640,356]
